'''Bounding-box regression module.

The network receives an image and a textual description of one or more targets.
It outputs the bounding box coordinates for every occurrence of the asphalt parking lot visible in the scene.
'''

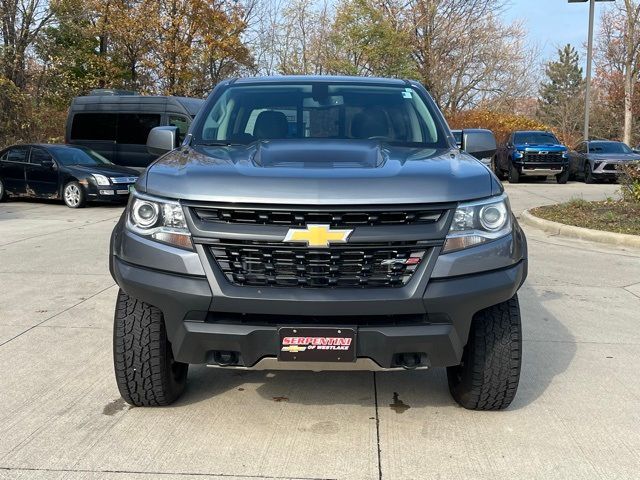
[0,180,639,480]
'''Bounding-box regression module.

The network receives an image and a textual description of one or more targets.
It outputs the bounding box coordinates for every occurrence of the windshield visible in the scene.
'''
[514,132,559,145]
[51,146,113,166]
[589,142,633,154]
[193,82,448,148]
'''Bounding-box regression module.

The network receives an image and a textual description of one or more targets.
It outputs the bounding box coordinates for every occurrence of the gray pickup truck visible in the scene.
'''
[110,76,528,410]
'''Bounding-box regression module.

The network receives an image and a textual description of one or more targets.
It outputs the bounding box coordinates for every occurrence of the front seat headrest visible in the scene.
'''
[254,111,289,139]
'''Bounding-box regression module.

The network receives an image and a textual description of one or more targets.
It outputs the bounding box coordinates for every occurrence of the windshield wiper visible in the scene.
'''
[194,141,243,147]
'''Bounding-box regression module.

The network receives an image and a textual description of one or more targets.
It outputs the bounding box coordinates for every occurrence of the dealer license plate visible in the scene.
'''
[278,327,356,362]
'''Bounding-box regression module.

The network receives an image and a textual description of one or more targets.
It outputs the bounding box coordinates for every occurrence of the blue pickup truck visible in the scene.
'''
[495,130,569,184]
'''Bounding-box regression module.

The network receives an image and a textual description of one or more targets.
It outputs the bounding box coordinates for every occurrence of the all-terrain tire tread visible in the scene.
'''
[113,289,186,406]
[448,295,522,410]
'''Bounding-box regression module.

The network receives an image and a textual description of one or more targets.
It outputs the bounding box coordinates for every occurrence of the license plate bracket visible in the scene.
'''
[278,327,356,363]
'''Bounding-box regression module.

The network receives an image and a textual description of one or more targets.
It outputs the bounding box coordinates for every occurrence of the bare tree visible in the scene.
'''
[1,0,54,88]
[392,0,536,112]
[596,1,640,145]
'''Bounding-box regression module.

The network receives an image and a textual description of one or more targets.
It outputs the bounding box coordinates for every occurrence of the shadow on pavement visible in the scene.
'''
[172,284,575,412]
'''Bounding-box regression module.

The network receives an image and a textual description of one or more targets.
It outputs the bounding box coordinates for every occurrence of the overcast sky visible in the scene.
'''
[505,0,616,64]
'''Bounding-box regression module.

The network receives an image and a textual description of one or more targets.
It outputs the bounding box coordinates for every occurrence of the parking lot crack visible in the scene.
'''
[0,284,116,348]
[0,466,336,479]
[372,372,382,480]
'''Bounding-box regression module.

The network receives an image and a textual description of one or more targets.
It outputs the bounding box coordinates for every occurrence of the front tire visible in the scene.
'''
[447,295,522,410]
[0,178,6,202]
[63,181,86,208]
[556,169,569,184]
[113,290,188,406]
[584,163,595,184]
[492,158,506,181]
[508,164,520,183]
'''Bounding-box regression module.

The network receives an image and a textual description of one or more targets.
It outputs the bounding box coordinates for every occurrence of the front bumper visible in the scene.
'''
[110,254,527,369]
[85,183,133,202]
[514,161,568,176]
[592,162,621,178]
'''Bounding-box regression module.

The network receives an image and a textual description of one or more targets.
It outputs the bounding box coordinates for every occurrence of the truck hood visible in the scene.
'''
[515,144,566,152]
[141,139,499,205]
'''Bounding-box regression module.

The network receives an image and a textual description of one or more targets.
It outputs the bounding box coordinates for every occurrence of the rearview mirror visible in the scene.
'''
[147,126,179,156]
[461,129,497,163]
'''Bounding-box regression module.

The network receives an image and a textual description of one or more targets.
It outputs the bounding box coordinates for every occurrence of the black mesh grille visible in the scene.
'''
[193,206,443,227]
[210,242,427,288]
[523,152,564,162]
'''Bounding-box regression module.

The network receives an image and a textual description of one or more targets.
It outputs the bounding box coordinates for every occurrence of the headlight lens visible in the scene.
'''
[131,200,159,228]
[126,190,192,250]
[443,194,512,253]
[562,152,568,158]
[92,174,110,186]
[514,151,524,159]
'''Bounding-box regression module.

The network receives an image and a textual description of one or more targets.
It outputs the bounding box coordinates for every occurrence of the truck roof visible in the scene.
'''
[233,75,409,86]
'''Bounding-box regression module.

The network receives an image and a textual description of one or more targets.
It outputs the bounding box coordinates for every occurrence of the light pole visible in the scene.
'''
[569,0,615,141]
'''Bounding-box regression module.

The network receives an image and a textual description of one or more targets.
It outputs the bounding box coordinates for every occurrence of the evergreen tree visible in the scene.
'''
[538,44,585,143]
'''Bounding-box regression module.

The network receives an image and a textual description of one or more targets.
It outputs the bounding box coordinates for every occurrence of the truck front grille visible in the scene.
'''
[193,205,443,228]
[523,152,564,162]
[210,241,427,288]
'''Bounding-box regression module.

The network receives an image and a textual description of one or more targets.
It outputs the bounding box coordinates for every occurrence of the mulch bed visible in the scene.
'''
[531,199,640,236]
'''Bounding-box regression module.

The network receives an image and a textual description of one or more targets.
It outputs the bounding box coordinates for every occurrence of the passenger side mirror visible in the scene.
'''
[147,126,179,156]
[461,129,497,162]
[41,159,55,169]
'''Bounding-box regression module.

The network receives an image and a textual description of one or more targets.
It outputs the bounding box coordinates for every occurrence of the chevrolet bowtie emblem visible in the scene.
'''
[284,224,353,248]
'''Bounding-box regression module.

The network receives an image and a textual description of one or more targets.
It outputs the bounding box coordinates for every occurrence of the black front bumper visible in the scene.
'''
[110,256,527,369]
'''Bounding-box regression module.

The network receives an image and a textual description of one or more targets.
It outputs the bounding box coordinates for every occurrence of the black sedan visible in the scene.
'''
[0,144,139,208]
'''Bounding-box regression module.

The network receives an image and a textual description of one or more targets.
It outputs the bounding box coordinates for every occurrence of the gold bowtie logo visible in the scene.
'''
[284,224,353,248]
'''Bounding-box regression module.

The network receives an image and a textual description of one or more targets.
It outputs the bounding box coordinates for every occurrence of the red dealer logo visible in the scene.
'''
[281,336,352,352]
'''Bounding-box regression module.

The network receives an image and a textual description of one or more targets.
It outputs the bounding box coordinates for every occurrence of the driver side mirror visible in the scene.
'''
[147,126,180,156]
[461,129,497,162]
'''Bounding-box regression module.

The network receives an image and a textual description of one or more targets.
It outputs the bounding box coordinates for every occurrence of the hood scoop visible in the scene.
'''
[252,139,386,169]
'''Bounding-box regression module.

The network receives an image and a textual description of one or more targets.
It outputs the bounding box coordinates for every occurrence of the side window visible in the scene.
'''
[169,114,190,144]
[6,146,29,163]
[169,115,189,136]
[30,148,53,166]
[117,114,161,145]
[0,150,8,161]
[70,113,117,141]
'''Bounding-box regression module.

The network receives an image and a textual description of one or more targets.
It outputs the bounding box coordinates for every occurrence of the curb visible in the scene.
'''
[520,209,640,249]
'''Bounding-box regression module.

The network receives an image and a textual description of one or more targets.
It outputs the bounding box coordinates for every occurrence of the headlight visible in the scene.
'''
[126,190,192,250]
[442,194,512,253]
[514,151,524,159]
[562,152,568,158]
[92,174,110,186]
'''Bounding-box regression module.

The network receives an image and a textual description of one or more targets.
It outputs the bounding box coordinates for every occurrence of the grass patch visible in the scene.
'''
[531,198,640,236]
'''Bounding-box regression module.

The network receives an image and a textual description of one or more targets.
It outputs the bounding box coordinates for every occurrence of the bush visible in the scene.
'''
[447,109,554,145]
[618,162,640,204]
